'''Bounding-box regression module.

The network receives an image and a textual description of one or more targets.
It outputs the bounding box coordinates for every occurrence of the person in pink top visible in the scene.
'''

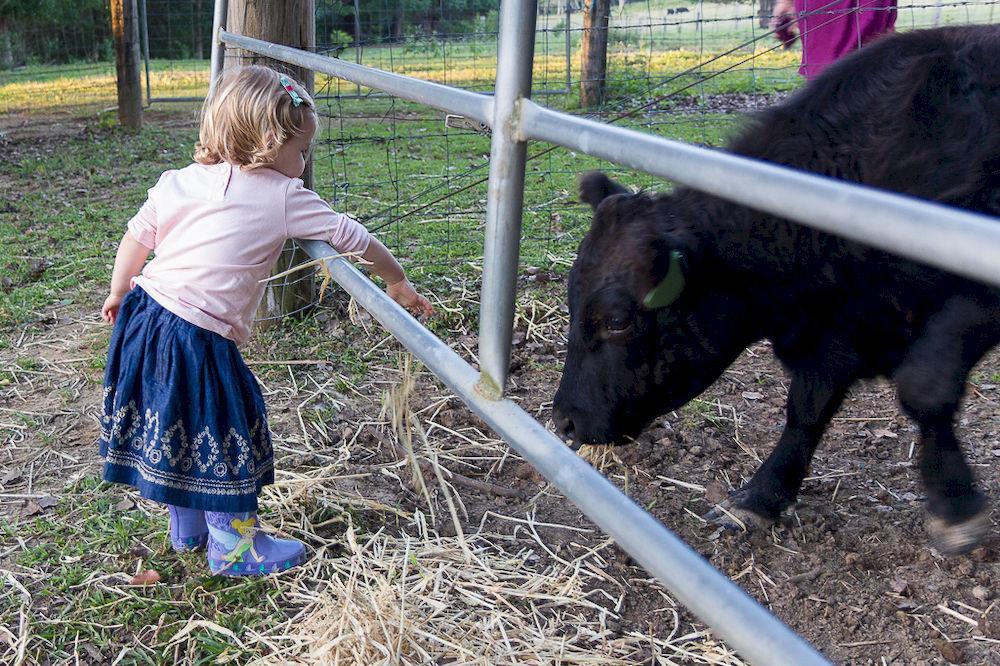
[98,65,433,577]
[772,0,898,79]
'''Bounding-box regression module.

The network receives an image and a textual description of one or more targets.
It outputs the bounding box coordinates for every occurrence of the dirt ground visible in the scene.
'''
[376,301,1000,665]
[503,322,1000,665]
[2,111,998,664]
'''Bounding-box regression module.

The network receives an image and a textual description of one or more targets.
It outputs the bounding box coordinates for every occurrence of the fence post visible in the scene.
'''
[226,0,317,321]
[111,0,143,128]
[476,0,537,399]
[580,0,610,108]
[565,2,572,93]
[353,0,362,96]
[759,0,776,27]
[209,0,229,98]
[139,0,152,105]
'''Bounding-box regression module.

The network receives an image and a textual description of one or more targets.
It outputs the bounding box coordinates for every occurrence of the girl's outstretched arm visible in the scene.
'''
[102,231,152,324]
[361,238,435,319]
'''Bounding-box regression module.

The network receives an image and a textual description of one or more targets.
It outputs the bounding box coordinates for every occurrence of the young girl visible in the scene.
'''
[99,65,434,577]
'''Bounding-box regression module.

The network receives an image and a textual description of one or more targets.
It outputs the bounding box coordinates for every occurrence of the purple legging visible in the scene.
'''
[795,0,898,78]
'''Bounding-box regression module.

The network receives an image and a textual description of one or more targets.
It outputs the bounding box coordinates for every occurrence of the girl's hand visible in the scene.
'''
[102,293,124,324]
[771,0,798,46]
[387,278,435,319]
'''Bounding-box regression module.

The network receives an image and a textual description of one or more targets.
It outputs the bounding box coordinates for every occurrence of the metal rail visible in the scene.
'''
[476,0,536,398]
[139,0,152,105]
[207,0,228,99]
[300,241,831,666]
[219,30,493,126]
[517,101,1000,288]
[218,34,1000,293]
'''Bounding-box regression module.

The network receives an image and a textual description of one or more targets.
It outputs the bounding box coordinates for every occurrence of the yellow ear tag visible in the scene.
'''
[643,250,685,310]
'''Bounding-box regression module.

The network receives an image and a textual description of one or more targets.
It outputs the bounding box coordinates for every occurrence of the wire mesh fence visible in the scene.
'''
[0,0,213,113]
[3,0,992,110]
[0,1,114,113]
[2,0,995,298]
[302,0,999,290]
[138,0,215,102]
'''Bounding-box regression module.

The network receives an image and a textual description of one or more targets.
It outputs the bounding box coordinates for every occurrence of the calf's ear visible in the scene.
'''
[579,171,629,210]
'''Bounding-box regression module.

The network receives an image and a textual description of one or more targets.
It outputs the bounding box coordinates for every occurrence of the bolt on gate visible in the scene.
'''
[208,0,1000,663]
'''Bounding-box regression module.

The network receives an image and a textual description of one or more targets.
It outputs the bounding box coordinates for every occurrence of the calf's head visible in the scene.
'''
[552,172,757,446]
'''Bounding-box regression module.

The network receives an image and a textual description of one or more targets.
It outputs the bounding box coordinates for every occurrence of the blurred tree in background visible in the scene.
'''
[0,0,501,70]
[317,0,497,46]
[1,0,111,68]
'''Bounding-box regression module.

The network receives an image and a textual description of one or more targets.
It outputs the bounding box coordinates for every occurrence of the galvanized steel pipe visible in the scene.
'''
[476,0,537,398]
[219,30,493,126]
[208,0,228,98]
[518,100,1000,289]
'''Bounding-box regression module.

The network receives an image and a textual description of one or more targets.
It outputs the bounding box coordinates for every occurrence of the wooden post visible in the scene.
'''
[0,18,14,70]
[227,0,318,321]
[580,0,610,109]
[194,0,205,59]
[111,0,143,129]
[759,0,776,28]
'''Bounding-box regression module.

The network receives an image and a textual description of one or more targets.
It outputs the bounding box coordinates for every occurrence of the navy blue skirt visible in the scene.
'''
[99,287,273,512]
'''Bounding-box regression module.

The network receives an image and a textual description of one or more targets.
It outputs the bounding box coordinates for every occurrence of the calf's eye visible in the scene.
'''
[606,314,631,333]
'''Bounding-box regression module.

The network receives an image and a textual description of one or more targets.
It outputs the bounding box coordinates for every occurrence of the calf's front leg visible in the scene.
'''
[707,345,858,529]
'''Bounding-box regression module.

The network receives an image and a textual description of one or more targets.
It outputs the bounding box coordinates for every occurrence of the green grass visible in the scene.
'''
[0,121,197,328]
[971,370,1000,386]
[0,478,291,664]
[679,397,733,430]
[310,92,750,283]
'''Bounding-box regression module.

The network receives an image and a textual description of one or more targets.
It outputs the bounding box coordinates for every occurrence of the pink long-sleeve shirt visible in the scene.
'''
[128,162,371,344]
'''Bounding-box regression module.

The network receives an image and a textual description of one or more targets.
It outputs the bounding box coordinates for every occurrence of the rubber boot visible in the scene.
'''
[205,511,307,576]
[167,504,208,552]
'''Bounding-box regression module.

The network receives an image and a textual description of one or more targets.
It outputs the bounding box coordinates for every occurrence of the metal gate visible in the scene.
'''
[208,0,1000,662]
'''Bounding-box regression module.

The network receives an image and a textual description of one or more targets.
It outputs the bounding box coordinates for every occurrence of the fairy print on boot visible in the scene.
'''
[205,511,307,576]
[167,505,208,552]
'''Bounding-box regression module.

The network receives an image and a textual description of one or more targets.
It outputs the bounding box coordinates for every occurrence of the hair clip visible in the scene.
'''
[278,75,303,108]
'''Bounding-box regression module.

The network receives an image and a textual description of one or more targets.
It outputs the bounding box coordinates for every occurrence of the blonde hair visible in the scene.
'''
[194,65,315,170]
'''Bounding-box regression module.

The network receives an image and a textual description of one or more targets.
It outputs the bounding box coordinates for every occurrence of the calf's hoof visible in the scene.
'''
[926,507,991,556]
[704,498,774,532]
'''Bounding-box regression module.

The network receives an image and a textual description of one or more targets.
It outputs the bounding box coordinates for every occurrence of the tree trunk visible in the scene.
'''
[0,18,14,70]
[759,0,776,28]
[194,0,205,59]
[228,0,318,322]
[111,0,143,129]
[580,0,610,108]
[92,8,103,61]
[391,1,407,41]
